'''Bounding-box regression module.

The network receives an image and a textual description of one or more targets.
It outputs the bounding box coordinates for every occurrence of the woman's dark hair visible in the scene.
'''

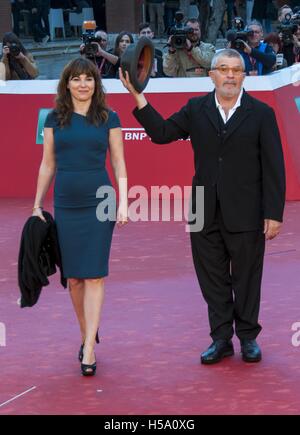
[113,31,134,56]
[2,32,28,55]
[55,57,109,128]
[264,32,283,52]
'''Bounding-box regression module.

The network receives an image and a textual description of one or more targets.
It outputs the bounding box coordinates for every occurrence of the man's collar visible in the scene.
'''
[214,89,244,110]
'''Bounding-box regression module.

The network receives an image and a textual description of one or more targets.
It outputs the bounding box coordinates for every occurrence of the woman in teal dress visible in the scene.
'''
[32,58,128,376]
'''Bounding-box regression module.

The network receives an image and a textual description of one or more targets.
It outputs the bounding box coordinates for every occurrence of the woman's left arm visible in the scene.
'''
[109,127,128,225]
[18,53,39,78]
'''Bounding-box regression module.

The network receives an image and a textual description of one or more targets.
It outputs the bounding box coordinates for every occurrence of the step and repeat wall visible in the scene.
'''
[1,65,300,200]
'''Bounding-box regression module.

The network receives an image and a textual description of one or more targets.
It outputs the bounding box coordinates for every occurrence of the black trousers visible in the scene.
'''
[11,4,22,37]
[190,202,265,341]
[31,1,50,42]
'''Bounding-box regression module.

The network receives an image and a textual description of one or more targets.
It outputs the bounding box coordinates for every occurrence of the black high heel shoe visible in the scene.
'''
[78,343,84,362]
[81,360,97,376]
[78,330,100,362]
[81,347,97,376]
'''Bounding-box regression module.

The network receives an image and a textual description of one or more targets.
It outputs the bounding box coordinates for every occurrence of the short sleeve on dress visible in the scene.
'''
[108,110,121,129]
[44,110,58,128]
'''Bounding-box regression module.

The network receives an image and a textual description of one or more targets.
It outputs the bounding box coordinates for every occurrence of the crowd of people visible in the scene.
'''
[1,0,300,80]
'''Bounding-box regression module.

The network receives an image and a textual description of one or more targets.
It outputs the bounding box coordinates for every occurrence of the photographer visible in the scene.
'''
[293,23,300,62]
[0,32,38,80]
[30,0,50,44]
[163,17,215,77]
[11,0,32,37]
[228,20,276,75]
[110,31,135,78]
[264,32,288,70]
[80,29,119,78]
[138,22,165,77]
[278,4,300,66]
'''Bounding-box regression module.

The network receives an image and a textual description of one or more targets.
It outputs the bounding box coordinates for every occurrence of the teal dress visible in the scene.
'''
[44,110,121,279]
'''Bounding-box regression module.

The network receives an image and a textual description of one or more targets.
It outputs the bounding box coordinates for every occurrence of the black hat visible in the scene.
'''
[121,36,154,93]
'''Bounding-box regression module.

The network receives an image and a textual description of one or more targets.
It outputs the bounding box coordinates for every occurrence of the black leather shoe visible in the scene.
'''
[201,339,234,364]
[240,339,262,362]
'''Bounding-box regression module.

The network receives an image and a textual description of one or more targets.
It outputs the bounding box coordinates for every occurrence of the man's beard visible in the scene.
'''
[220,85,240,98]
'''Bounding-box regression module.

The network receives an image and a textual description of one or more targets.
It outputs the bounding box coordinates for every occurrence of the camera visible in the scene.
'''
[226,17,254,51]
[278,11,300,46]
[9,42,21,57]
[169,11,194,49]
[81,21,99,59]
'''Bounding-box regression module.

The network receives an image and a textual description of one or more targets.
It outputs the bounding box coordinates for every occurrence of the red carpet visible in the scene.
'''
[0,199,300,415]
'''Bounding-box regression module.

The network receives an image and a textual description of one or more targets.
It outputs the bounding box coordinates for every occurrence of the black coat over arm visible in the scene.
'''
[18,211,67,308]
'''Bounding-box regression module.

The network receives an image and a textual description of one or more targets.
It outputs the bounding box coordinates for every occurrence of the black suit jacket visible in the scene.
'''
[18,211,67,308]
[133,91,286,232]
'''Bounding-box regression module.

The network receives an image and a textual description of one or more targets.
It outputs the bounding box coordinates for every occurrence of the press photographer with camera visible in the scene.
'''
[30,0,50,45]
[293,23,300,62]
[80,24,119,78]
[263,32,288,70]
[0,32,38,80]
[277,4,300,66]
[227,18,276,75]
[138,22,165,78]
[163,14,215,77]
[110,31,135,79]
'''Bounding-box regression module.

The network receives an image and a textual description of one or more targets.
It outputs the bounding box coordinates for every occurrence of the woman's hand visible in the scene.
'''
[3,46,10,57]
[117,203,128,227]
[32,207,46,223]
[15,52,26,61]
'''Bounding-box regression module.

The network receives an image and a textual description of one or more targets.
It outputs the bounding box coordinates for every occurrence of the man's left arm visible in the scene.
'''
[189,43,215,70]
[260,106,286,239]
[249,44,276,71]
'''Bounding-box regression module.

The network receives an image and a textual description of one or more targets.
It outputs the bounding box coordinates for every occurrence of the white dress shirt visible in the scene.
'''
[215,89,244,124]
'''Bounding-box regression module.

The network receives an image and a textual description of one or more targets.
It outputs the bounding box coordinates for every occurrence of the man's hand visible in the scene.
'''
[119,68,148,109]
[119,68,140,96]
[185,38,192,51]
[239,40,252,55]
[92,42,102,56]
[264,219,282,240]
[167,36,176,53]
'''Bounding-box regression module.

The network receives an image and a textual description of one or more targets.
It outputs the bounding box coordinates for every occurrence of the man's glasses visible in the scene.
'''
[212,66,245,76]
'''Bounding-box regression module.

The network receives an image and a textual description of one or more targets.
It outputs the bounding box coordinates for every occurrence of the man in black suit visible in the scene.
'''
[119,49,286,364]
